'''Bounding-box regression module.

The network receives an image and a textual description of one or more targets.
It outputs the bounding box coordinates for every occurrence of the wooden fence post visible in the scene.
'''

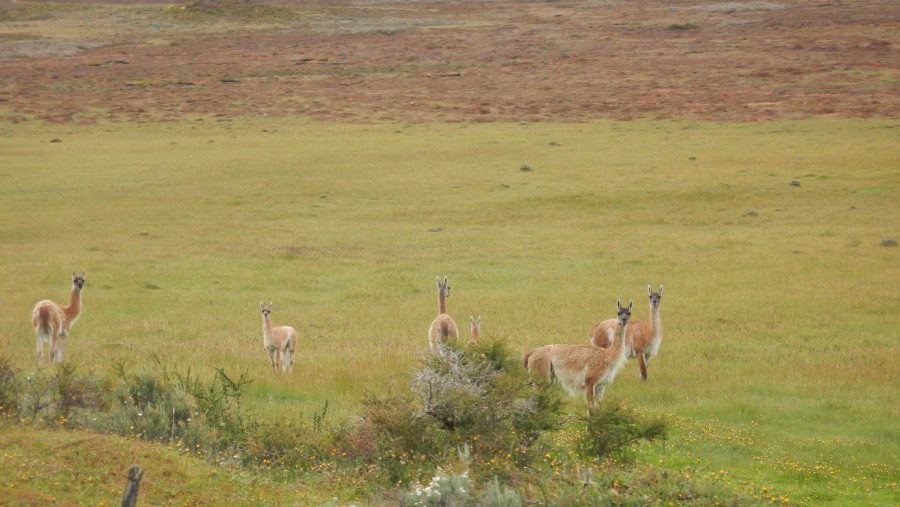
[121,465,143,507]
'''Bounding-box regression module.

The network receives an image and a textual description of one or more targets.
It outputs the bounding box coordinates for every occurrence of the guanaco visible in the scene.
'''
[32,271,85,364]
[468,315,481,347]
[260,302,297,374]
[524,299,633,406]
[427,276,459,353]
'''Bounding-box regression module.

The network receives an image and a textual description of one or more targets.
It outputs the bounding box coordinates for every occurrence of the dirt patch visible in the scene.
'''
[0,0,896,123]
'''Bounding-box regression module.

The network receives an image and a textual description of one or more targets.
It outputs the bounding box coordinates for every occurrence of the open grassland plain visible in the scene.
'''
[0,116,898,505]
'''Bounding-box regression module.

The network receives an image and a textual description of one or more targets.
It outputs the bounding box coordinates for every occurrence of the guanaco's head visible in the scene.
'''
[616,299,634,327]
[260,301,273,318]
[469,315,481,339]
[72,271,85,291]
[436,276,451,299]
[647,284,663,309]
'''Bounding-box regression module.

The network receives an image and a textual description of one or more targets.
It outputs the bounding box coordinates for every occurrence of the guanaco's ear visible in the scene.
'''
[658,285,664,296]
[436,276,440,285]
[443,276,449,285]
[616,299,622,311]
[269,301,274,307]
[478,315,482,324]
[260,302,264,309]
[628,299,634,311]
[647,284,652,296]
[470,315,475,324]
[72,271,76,279]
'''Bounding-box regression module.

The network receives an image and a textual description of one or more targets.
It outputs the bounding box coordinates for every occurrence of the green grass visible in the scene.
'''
[0,116,898,505]
[0,420,335,505]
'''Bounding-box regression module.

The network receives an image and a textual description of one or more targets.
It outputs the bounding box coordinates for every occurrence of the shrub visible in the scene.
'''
[244,418,331,470]
[401,468,472,507]
[479,476,522,507]
[410,346,501,432]
[0,356,19,417]
[51,363,109,426]
[344,394,451,483]
[97,358,255,458]
[10,363,109,427]
[350,340,564,482]
[411,342,563,467]
[177,366,256,452]
[103,362,196,444]
[575,403,667,462]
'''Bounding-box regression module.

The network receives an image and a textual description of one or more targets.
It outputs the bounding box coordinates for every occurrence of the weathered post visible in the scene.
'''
[121,466,143,507]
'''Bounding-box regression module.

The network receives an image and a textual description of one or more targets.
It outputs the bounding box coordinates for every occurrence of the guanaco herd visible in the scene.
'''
[429,276,664,407]
[31,272,663,407]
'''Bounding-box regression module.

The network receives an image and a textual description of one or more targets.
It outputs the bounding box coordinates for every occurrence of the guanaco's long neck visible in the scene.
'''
[262,315,274,341]
[650,304,662,342]
[438,291,447,315]
[610,322,630,365]
[65,287,82,325]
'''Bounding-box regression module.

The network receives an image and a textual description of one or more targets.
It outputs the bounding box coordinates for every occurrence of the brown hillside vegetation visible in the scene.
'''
[0,0,897,124]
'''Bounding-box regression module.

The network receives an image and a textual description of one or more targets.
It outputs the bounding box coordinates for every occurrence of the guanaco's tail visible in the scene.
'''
[36,306,53,336]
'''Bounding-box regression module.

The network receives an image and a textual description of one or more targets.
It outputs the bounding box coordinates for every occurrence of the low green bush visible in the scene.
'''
[0,356,19,416]
[576,403,667,462]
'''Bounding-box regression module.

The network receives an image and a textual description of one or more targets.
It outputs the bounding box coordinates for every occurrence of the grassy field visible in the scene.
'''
[0,116,898,505]
[0,422,320,506]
